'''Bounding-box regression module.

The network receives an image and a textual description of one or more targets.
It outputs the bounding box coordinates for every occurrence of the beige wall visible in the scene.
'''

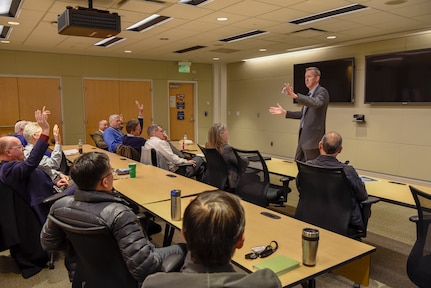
[227,32,431,181]
[0,50,213,145]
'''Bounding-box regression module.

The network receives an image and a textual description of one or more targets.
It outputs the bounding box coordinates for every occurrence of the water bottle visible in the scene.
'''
[183,132,187,141]
[78,139,83,154]
[302,228,319,266]
[171,190,181,221]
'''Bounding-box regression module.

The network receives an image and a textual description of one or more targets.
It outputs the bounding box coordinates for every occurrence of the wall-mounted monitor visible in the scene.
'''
[294,57,355,103]
[365,48,431,104]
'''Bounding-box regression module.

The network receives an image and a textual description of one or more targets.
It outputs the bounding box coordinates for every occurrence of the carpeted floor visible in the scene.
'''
[0,188,419,288]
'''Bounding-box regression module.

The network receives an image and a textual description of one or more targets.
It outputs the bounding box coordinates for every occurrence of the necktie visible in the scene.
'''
[300,92,312,128]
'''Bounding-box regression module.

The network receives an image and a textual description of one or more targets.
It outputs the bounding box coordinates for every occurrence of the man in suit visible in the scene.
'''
[142,190,281,288]
[90,119,109,150]
[269,67,329,161]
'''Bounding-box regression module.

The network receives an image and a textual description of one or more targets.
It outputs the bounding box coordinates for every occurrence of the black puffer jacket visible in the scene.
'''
[40,189,162,284]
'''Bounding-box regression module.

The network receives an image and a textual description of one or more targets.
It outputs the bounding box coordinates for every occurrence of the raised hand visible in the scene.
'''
[135,100,144,115]
[35,106,50,135]
[53,124,61,144]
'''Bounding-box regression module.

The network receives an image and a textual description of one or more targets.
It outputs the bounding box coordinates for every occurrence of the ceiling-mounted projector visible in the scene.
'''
[58,6,121,38]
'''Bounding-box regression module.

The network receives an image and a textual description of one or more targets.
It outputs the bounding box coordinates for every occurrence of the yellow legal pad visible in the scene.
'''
[253,255,300,276]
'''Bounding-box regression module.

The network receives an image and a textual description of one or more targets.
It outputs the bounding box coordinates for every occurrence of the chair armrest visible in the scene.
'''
[409,215,431,224]
[161,253,185,272]
[178,162,193,167]
[43,191,67,205]
[361,196,380,206]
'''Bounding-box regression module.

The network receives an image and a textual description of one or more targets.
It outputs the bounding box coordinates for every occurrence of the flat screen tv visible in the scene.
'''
[365,48,431,104]
[294,57,355,103]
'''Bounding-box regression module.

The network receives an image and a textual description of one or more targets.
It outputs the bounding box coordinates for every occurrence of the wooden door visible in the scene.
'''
[0,77,19,136]
[84,79,152,143]
[17,78,62,138]
[168,82,195,141]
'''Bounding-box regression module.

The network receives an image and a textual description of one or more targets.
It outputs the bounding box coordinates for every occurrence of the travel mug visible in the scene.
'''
[171,190,181,221]
[128,163,136,178]
[302,228,319,266]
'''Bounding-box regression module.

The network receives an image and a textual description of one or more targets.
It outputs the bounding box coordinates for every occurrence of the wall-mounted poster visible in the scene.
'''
[177,111,185,120]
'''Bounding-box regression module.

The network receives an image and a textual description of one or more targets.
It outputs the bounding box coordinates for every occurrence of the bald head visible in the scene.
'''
[0,136,25,161]
[320,131,342,155]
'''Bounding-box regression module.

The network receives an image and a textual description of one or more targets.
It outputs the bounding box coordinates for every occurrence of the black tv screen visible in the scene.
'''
[365,48,431,104]
[294,58,354,103]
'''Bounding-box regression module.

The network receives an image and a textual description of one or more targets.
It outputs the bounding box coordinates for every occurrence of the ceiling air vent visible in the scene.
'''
[174,45,206,53]
[289,4,368,25]
[219,30,268,43]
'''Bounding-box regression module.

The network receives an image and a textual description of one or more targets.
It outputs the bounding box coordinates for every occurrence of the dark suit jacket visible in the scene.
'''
[286,85,329,161]
[305,155,368,229]
[0,137,55,223]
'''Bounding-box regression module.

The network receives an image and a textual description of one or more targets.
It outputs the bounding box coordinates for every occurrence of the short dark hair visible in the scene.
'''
[321,131,342,154]
[70,152,111,191]
[126,119,140,133]
[182,190,245,266]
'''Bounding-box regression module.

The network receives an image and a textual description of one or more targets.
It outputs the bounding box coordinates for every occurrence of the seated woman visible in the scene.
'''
[206,123,248,189]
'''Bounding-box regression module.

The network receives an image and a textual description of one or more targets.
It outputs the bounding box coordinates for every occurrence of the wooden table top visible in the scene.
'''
[143,197,375,287]
[62,144,217,204]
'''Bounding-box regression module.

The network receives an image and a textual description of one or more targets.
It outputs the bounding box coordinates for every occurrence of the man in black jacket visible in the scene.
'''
[302,131,368,233]
[41,152,185,286]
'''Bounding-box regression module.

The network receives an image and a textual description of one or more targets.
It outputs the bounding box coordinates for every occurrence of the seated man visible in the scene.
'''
[144,124,204,180]
[23,121,69,187]
[90,119,109,150]
[143,190,282,288]
[40,152,185,286]
[0,107,67,223]
[104,100,144,153]
[122,118,145,156]
[13,120,29,146]
[303,131,368,233]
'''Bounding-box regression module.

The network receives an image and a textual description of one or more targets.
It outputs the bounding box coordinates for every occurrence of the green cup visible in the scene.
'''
[128,163,136,178]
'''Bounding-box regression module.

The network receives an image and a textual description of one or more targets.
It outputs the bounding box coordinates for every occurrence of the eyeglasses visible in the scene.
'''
[102,168,115,179]
[7,145,24,150]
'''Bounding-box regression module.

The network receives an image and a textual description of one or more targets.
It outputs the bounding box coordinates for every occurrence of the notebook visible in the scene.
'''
[253,255,300,276]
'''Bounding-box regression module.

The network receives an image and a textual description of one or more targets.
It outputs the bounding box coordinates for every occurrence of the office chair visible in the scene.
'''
[141,147,168,170]
[116,144,141,162]
[407,185,431,288]
[232,148,290,207]
[198,145,230,191]
[295,161,379,240]
[0,181,51,278]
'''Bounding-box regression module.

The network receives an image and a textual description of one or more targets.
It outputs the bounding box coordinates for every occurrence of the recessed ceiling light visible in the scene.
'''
[1,40,10,44]
[327,35,336,39]
[213,57,220,61]
[217,17,228,21]
[259,48,267,52]
[7,21,19,25]
[124,50,132,53]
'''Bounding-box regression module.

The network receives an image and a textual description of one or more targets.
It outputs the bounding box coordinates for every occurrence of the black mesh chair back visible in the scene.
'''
[407,185,431,287]
[199,145,229,190]
[116,144,141,162]
[295,161,352,236]
[48,215,138,288]
[232,148,282,207]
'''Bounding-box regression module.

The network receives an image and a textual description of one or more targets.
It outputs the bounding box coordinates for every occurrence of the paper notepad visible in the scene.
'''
[253,255,300,275]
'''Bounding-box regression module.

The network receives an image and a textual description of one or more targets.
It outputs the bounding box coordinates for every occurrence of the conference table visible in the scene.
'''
[62,144,217,204]
[144,196,376,288]
[262,157,431,208]
[63,144,375,287]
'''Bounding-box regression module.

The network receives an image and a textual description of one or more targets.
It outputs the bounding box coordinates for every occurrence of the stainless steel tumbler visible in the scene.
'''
[302,228,319,266]
[170,189,181,221]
